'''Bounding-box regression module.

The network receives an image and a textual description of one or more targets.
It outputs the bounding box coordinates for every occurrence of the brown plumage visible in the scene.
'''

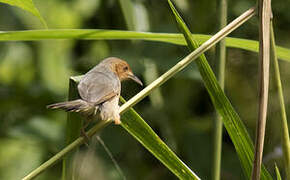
[47,57,143,126]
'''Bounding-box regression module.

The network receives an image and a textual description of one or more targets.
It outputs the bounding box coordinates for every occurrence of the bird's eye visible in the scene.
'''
[123,66,129,71]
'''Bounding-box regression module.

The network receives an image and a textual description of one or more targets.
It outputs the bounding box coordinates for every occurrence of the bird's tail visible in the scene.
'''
[47,99,97,116]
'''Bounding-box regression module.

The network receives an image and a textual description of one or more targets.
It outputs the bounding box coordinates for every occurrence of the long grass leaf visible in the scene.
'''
[167,0,272,179]
[119,97,200,180]
[0,30,289,62]
[270,21,290,179]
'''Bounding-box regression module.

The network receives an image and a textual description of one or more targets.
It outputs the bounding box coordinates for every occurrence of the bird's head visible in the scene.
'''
[107,57,143,86]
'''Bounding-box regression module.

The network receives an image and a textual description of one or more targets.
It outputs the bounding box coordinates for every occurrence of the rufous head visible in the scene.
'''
[102,57,143,86]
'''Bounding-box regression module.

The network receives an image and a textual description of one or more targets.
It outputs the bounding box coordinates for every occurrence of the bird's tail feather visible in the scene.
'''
[47,99,97,116]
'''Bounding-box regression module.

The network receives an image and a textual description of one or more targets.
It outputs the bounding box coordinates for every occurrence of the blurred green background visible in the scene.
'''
[0,0,289,179]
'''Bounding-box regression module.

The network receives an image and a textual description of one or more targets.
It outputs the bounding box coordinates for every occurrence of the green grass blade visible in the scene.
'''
[167,0,272,179]
[120,97,200,180]
[0,0,47,28]
[275,163,282,180]
[270,22,290,179]
[0,29,289,62]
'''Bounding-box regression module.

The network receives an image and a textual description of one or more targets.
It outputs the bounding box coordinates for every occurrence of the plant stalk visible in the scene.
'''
[251,0,271,179]
[213,0,227,179]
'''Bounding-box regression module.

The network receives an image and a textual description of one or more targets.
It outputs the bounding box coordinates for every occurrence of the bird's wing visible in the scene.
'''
[78,71,120,105]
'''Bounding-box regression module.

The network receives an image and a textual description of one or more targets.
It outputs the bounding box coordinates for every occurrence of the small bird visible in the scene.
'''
[47,57,143,135]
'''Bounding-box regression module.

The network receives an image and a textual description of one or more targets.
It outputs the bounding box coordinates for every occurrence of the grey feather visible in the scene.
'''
[78,65,120,104]
[46,99,97,117]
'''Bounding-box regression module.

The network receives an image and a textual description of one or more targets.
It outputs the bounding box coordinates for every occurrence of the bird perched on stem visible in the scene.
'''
[47,57,143,137]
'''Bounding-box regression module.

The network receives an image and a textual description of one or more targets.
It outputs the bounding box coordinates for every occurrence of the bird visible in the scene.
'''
[47,57,143,138]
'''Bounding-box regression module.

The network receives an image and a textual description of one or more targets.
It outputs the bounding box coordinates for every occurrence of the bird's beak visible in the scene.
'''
[128,73,143,86]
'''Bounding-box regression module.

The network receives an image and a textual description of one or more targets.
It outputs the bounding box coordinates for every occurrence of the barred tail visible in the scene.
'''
[47,99,97,116]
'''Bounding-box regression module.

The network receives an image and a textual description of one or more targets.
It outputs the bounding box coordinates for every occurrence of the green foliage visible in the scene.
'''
[167,0,272,179]
[0,0,290,179]
[0,0,47,28]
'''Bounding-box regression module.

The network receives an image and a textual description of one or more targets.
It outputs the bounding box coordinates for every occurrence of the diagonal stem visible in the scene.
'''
[120,7,255,112]
[22,120,111,180]
[22,7,255,180]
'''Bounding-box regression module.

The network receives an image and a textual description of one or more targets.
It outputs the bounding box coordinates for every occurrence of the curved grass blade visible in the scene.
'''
[120,97,200,180]
[270,21,290,179]
[0,0,47,28]
[167,0,272,179]
[0,29,289,62]
[274,163,282,180]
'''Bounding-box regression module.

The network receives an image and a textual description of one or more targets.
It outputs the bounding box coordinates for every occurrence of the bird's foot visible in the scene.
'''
[81,128,90,146]
[114,114,121,125]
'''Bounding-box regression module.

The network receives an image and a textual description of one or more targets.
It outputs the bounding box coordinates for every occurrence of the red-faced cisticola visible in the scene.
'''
[47,57,143,132]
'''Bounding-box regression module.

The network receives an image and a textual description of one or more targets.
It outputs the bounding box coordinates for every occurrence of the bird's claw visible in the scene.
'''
[114,115,121,125]
[81,128,90,146]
